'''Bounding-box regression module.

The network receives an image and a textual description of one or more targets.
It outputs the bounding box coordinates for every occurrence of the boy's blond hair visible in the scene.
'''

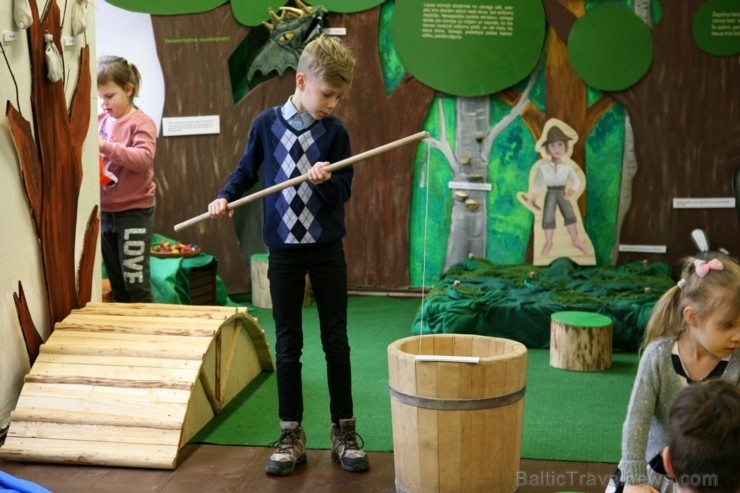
[297,35,355,89]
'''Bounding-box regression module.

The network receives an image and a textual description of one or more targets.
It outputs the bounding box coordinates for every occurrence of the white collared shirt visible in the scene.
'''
[281,97,315,131]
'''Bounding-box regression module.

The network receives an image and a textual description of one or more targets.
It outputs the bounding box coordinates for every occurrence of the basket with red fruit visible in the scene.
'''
[151,240,201,258]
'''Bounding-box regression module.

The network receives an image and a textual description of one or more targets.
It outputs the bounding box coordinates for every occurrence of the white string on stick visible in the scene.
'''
[415,140,479,365]
[418,141,431,355]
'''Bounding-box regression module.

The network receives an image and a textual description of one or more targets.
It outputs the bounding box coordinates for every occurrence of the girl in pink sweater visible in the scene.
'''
[97,56,157,302]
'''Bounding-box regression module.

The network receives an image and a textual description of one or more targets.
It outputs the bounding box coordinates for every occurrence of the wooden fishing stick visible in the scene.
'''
[174,130,430,232]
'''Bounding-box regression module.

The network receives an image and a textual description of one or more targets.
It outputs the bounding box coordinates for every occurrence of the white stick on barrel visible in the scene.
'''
[415,355,480,364]
[174,130,430,232]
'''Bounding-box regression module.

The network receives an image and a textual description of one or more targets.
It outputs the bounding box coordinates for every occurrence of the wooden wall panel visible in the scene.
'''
[150,7,294,293]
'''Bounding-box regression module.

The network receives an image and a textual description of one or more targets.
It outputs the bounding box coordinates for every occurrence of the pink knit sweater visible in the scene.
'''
[98,109,157,212]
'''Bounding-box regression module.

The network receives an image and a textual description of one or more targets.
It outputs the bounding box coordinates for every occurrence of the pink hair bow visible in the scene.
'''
[694,258,723,278]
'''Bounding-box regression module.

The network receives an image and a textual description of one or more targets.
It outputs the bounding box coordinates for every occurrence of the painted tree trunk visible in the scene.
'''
[149,6,272,294]
[611,1,651,264]
[443,97,490,271]
[616,0,740,265]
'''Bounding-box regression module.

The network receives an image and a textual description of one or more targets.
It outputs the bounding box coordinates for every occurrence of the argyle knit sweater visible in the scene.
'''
[218,107,353,250]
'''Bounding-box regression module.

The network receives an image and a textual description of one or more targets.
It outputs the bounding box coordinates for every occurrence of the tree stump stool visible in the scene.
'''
[250,253,312,309]
[550,311,612,371]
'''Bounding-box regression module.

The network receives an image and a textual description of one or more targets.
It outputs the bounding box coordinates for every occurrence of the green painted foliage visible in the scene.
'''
[568,4,653,91]
[693,0,740,56]
[233,0,289,27]
[378,1,405,95]
[409,97,455,287]
[584,106,624,265]
[391,0,546,96]
[486,121,535,265]
[106,0,291,26]
[305,0,384,13]
[105,0,227,15]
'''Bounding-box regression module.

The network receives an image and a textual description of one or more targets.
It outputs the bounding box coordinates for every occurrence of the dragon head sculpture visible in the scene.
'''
[247,1,328,87]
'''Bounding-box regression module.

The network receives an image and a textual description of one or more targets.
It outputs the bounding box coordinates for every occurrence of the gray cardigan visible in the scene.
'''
[619,336,740,485]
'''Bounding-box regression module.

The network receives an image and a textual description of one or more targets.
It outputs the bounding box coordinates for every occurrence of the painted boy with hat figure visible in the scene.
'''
[524,120,590,257]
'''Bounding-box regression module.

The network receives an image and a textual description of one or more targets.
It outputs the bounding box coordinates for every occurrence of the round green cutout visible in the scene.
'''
[232,0,289,27]
[391,0,545,96]
[305,0,384,13]
[105,0,227,15]
[693,0,740,56]
[568,4,652,92]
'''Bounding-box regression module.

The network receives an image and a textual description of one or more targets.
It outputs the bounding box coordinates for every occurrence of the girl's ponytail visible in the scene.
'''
[641,284,683,353]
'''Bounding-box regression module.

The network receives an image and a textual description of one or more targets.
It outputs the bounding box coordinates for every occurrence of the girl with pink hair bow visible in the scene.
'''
[607,252,740,493]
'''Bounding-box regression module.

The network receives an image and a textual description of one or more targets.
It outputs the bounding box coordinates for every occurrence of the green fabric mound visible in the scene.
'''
[149,233,239,306]
[412,257,675,351]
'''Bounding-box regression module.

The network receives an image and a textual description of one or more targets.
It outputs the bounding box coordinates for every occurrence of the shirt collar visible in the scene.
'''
[281,97,298,119]
[281,97,315,130]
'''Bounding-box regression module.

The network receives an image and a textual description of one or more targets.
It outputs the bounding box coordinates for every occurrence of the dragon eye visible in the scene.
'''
[278,32,294,43]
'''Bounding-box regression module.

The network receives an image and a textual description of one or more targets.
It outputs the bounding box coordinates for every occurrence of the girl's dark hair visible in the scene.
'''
[97,56,142,98]
[668,380,740,493]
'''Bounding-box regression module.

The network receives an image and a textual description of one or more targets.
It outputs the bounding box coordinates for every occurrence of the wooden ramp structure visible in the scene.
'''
[0,302,274,469]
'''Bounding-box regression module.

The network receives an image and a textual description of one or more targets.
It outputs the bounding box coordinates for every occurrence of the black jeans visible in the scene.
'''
[101,208,155,303]
[268,240,353,424]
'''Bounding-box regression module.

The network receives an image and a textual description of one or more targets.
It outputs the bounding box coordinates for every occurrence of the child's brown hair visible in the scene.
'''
[668,379,740,493]
[97,56,143,99]
[642,251,740,351]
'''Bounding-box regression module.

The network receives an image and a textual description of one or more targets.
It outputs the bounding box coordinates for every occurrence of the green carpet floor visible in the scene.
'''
[193,296,637,463]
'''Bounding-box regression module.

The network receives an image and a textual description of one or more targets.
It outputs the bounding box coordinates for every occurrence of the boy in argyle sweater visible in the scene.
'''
[208,35,368,476]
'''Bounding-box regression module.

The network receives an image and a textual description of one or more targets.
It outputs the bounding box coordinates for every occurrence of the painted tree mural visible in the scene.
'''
[408,0,737,286]
[545,0,739,268]
[402,0,622,285]
[2,1,97,364]
[104,0,738,292]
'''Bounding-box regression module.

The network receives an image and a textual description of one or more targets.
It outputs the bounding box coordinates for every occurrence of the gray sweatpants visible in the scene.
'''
[101,207,155,303]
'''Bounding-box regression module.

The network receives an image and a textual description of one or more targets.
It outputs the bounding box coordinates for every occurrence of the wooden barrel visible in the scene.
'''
[250,253,312,309]
[388,334,527,493]
[550,311,612,371]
